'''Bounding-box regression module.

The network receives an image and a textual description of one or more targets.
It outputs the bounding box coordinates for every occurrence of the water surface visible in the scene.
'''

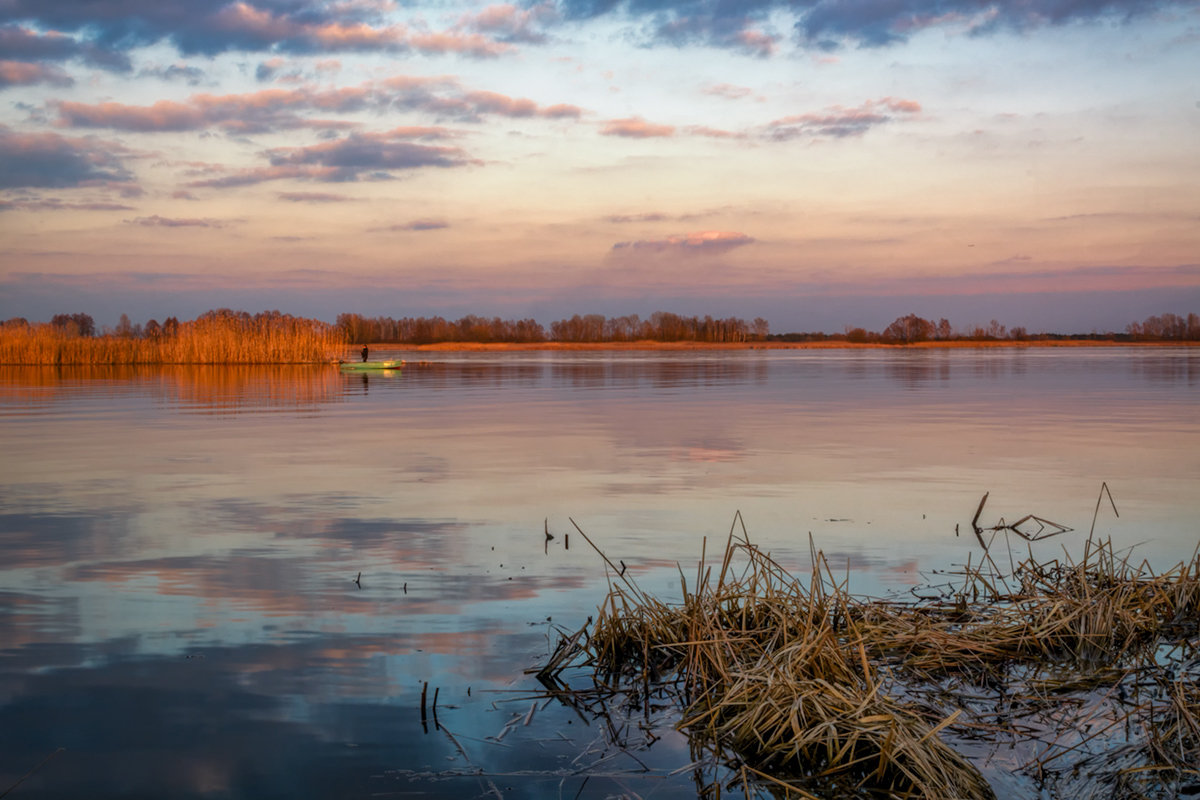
[2,348,1197,798]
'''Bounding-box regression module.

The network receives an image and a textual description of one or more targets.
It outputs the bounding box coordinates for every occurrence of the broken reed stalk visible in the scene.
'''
[542,521,1200,799]
[1090,480,1120,539]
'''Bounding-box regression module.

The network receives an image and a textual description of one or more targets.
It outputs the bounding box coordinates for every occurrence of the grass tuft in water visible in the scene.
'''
[539,514,1200,799]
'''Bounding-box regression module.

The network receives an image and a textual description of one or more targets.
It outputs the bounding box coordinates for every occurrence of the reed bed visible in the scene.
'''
[0,316,346,364]
[538,518,1200,799]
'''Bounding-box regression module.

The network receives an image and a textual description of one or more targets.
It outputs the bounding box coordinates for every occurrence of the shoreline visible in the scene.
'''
[379,339,1199,352]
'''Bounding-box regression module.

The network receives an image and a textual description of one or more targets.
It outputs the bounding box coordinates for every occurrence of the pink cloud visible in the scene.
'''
[463,90,538,116]
[765,97,922,140]
[209,2,296,40]
[56,99,206,132]
[463,90,582,119]
[0,60,73,88]
[539,103,585,118]
[53,78,581,133]
[456,3,557,43]
[685,125,746,139]
[305,21,407,49]
[600,116,676,138]
[204,2,509,56]
[702,83,756,100]
[735,29,777,56]
[408,31,513,57]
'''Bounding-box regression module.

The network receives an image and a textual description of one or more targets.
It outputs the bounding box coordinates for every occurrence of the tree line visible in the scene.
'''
[772,312,1200,344]
[4,310,1198,345]
[334,311,771,344]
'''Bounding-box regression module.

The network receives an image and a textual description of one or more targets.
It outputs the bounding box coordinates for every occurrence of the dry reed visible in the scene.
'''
[0,315,346,364]
[540,517,1200,799]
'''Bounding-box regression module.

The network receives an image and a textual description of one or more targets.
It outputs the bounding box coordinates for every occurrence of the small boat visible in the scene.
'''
[338,360,403,371]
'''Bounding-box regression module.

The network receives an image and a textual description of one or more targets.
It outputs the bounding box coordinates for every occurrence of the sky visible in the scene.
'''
[1,0,1198,334]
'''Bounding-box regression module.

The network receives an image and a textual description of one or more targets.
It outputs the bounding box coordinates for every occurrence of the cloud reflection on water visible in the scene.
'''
[1,349,1198,798]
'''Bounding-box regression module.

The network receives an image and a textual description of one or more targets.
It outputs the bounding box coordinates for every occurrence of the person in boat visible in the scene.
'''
[361,345,369,362]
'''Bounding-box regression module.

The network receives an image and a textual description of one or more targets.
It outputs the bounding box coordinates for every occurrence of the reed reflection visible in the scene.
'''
[0,364,345,413]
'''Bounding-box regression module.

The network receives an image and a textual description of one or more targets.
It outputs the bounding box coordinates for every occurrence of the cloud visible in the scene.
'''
[644,5,784,55]
[765,97,921,140]
[612,230,756,253]
[0,59,73,88]
[702,83,758,101]
[685,125,746,139]
[0,24,131,71]
[0,0,1186,68]
[553,0,1186,53]
[0,197,135,212]
[599,116,675,138]
[733,28,777,56]
[793,0,1178,47]
[187,128,477,187]
[53,78,584,133]
[276,191,354,203]
[268,130,474,171]
[125,215,228,228]
[462,90,582,118]
[54,86,381,133]
[456,3,559,43]
[57,99,208,132]
[594,99,913,143]
[0,1,512,59]
[605,212,673,223]
[0,126,135,190]
[255,57,287,82]
[374,218,449,231]
[137,63,206,85]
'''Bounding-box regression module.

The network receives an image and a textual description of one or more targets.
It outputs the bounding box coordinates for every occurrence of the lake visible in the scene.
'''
[1,347,1197,799]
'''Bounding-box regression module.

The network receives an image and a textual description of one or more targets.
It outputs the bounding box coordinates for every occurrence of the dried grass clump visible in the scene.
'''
[573,523,995,799]
[542,516,1200,799]
[856,537,1200,687]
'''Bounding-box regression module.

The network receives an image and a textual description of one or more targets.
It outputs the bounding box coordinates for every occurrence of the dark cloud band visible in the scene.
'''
[0,126,134,190]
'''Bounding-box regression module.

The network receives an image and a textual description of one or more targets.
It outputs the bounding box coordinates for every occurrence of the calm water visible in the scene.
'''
[1,348,1198,798]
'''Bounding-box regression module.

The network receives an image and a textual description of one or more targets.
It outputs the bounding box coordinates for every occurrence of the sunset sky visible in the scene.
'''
[1,0,1198,333]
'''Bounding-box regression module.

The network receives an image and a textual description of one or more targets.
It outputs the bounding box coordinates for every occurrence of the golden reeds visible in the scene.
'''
[542,518,1200,798]
[0,315,346,364]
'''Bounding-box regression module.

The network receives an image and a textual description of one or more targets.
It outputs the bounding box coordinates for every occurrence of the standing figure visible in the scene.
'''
[361,345,369,362]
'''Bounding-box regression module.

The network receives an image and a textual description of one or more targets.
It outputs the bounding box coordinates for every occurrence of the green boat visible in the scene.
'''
[338,360,403,371]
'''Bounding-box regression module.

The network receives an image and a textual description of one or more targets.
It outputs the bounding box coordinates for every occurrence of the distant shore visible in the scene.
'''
[381,339,1199,352]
